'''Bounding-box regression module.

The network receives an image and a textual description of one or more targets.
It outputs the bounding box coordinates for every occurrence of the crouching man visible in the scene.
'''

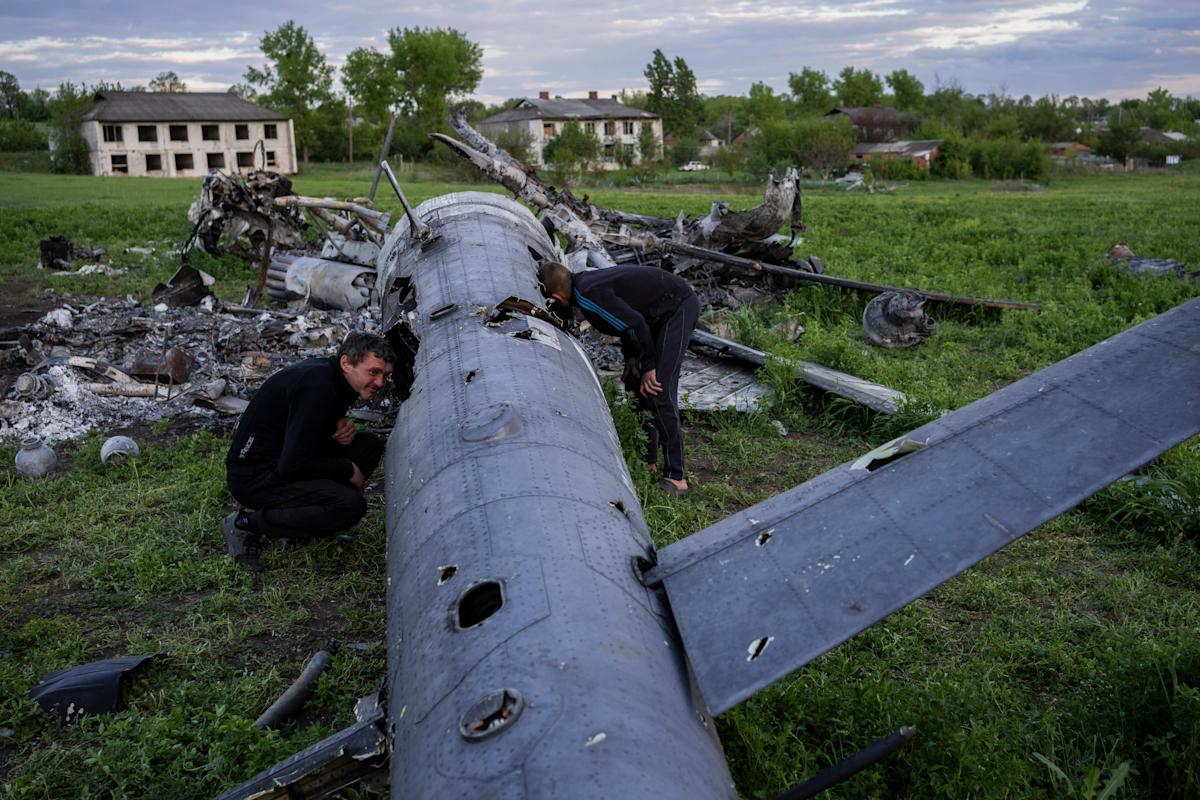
[221,331,396,572]
[539,261,700,494]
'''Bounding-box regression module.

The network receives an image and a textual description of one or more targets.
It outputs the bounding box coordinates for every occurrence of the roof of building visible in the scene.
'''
[698,129,719,143]
[854,139,943,158]
[825,105,903,125]
[482,96,659,124]
[82,91,289,123]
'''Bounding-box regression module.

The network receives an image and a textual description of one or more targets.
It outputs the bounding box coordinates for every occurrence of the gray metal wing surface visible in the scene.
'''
[653,296,1200,715]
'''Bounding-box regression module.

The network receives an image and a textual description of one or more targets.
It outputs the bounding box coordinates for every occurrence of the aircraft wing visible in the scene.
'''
[652,297,1200,715]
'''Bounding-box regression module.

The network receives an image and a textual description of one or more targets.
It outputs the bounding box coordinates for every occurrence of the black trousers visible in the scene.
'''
[636,295,700,481]
[226,432,385,540]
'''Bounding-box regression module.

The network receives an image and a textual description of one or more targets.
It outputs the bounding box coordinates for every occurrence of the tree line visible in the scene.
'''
[1,23,1197,178]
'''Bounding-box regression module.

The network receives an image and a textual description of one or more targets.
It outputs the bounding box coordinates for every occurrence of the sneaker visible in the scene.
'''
[221,511,265,573]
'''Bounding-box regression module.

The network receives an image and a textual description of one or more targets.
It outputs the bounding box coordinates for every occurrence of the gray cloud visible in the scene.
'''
[0,0,1196,101]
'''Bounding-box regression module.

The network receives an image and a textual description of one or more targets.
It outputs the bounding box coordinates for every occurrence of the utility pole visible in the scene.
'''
[347,97,353,163]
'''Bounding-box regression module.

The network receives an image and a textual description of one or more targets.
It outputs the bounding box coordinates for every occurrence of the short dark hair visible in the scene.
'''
[338,331,396,365]
[537,261,573,299]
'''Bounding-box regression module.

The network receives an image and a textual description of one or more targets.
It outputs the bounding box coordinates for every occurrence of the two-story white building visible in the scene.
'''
[80,91,297,177]
[478,92,662,169]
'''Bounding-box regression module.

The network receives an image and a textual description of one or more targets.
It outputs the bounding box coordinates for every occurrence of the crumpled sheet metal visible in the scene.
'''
[863,290,938,348]
[266,254,376,311]
[28,654,159,724]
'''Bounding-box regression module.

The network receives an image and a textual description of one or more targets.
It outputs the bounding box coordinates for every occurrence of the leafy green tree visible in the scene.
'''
[47,82,92,174]
[668,132,699,167]
[1097,114,1142,162]
[788,67,831,114]
[702,95,745,147]
[542,120,601,183]
[885,69,924,111]
[744,82,786,126]
[387,27,482,138]
[637,123,660,164]
[16,87,49,122]
[747,117,795,173]
[643,49,702,139]
[1141,87,1182,131]
[1018,96,1075,142]
[227,83,257,101]
[245,20,335,166]
[0,119,48,151]
[342,47,397,126]
[149,71,186,92]
[0,71,21,118]
[711,137,747,177]
[495,126,535,163]
[795,115,855,178]
[833,66,883,107]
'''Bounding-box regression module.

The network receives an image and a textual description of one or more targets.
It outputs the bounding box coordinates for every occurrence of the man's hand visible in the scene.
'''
[333,417,357,446]
[349,463,364,490]
[639,368,662,397]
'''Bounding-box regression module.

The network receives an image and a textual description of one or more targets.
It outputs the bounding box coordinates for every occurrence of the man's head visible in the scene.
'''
[537,261,574,306]
[337,332,396,401]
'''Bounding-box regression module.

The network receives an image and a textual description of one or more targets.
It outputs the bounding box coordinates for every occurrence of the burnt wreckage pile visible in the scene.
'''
[0,295,377,443]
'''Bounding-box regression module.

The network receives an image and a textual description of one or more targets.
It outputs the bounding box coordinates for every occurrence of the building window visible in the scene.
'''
[206,152,225,169]
[236,151,254,168]
[103,125,123,143]
[264,124,277,139]
[266,151,277,167]
[543,122,555,137]
[110,154,128,174]
[623,121,634,135]
[584,122,595,133]
[169,125,188,142]
[201,124,219,141]
[145,153,162,171]
[174,153,194,171]
[137,125,157,142]
[603,121,615,136]
[235,124,249,140]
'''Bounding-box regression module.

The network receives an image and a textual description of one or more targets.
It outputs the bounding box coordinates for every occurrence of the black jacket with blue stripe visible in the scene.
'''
[572,266,695,372]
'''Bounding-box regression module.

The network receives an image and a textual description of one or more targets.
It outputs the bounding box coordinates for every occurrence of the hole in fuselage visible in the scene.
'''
[755,529,774,547]
[747,635,773,661]
[438,565,458,585]
[457,581,504,629]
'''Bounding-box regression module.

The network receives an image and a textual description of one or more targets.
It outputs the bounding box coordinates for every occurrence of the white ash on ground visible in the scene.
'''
[2,295,380,445]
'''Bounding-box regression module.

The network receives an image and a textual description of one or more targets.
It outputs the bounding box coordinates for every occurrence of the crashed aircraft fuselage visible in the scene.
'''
[377,192,734,798]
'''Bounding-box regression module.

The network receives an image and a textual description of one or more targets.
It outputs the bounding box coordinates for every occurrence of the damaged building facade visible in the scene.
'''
[79,92,297,178]
[477,92,663,170]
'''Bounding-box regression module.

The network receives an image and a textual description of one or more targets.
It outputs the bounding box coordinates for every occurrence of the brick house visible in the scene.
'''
[80,91,297,177]
[478,92,662,169]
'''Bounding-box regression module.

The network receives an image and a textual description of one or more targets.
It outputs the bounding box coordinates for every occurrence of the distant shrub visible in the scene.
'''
[933,136,1050,181]
[0,119,47,152]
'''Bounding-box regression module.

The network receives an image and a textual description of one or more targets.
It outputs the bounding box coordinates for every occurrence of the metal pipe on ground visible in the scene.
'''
[254,643,339,730]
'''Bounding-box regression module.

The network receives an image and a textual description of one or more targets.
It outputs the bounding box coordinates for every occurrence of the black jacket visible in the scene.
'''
[572,267,695,372]
[226,356,358,482]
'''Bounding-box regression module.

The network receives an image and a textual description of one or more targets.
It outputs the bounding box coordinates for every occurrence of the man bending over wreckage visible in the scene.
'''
[221,331,395,572]
[539,261,700,494]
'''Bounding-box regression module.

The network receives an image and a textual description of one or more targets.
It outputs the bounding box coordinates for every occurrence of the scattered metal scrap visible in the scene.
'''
[1106,241,1195,280]
[432,112,1039,313]
[184,170,305,259]
[0,296,379,443]
[862,291,939,349]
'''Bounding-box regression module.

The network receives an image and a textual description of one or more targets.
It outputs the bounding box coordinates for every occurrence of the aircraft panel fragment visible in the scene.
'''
[657,297,1200,715]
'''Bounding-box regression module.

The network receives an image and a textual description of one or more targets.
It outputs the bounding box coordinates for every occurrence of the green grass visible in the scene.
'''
[1,169,1199,798]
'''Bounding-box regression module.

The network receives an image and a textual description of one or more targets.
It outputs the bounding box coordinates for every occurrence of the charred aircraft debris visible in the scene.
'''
[211,188,1200,799]
[13,122,1194,800]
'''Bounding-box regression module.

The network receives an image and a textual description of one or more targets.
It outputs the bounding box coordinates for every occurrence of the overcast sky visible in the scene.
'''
[2,1,1197,103]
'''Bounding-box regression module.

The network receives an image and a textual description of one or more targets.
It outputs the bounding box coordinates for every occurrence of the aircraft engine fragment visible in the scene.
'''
[863,290,938,348]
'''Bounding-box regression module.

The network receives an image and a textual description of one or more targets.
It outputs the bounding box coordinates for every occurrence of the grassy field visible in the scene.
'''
[1,165,1199,799]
